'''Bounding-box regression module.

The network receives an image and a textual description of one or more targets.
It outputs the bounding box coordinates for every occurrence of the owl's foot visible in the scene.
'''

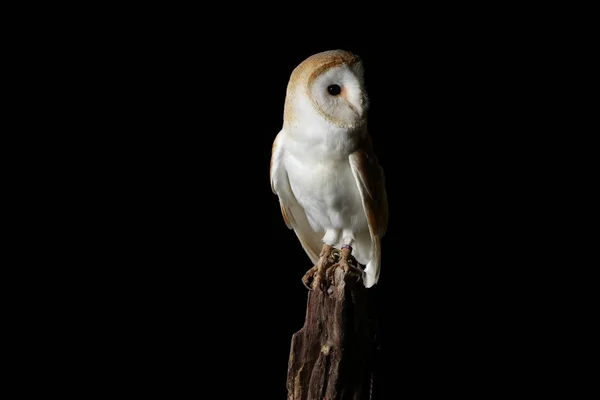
[326,245,363,286]
[302,244,334,290]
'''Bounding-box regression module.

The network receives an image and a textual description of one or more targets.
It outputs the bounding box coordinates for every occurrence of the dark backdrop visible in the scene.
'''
[80,16,555,399]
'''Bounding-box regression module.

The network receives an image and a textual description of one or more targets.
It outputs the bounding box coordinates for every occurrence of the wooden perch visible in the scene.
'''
[287,250,379,400]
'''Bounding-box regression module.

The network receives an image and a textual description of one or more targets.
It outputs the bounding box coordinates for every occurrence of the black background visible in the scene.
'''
[58,10,569,398]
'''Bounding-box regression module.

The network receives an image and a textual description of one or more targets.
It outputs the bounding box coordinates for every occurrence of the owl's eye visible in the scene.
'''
[327,84,341,96]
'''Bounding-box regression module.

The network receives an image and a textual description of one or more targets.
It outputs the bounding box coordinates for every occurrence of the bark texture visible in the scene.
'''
[287,254,379,400]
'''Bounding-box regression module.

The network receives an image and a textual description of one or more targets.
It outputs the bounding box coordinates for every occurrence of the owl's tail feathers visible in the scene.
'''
[363,260,380,288]
[362,239,381,288]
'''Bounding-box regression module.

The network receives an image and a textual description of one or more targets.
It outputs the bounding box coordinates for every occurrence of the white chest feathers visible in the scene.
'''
[283,151,367,233]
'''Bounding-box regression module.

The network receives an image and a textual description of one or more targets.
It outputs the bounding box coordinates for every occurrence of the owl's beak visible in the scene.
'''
[341,90,365,119]
[348,103,364,119]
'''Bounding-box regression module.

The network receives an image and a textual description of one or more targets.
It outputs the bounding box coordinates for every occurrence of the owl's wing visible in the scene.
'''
[349,133,389,285]
[270,131,322,264]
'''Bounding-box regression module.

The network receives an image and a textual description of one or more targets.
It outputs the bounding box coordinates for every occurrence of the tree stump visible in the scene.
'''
[287,249,379,400]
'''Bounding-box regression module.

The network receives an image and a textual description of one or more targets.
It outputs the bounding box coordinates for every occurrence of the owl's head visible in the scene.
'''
[284,50,369,130]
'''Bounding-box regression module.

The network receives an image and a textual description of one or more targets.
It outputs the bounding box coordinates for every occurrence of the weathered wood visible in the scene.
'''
[287,251,379,400]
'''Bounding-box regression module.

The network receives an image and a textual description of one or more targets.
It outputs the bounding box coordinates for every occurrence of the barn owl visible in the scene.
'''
[270,49,388,290]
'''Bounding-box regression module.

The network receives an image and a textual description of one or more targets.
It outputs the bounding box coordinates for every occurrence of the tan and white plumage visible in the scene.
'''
[270,49,388,289]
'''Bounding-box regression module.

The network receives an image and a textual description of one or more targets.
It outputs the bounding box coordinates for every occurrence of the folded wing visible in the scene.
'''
[349,133,389,286]
[270,131,323,264]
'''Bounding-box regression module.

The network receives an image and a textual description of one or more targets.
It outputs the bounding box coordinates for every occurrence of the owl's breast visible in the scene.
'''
[284,153,367,232]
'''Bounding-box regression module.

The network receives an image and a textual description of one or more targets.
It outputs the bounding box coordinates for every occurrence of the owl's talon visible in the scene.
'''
[301,244,334,291]
[301,266,319,290]
[301,277,314,291]
[327,261,361,286]
[302,273,327,290]
[325,262,338,284]
[326,246,363,287]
